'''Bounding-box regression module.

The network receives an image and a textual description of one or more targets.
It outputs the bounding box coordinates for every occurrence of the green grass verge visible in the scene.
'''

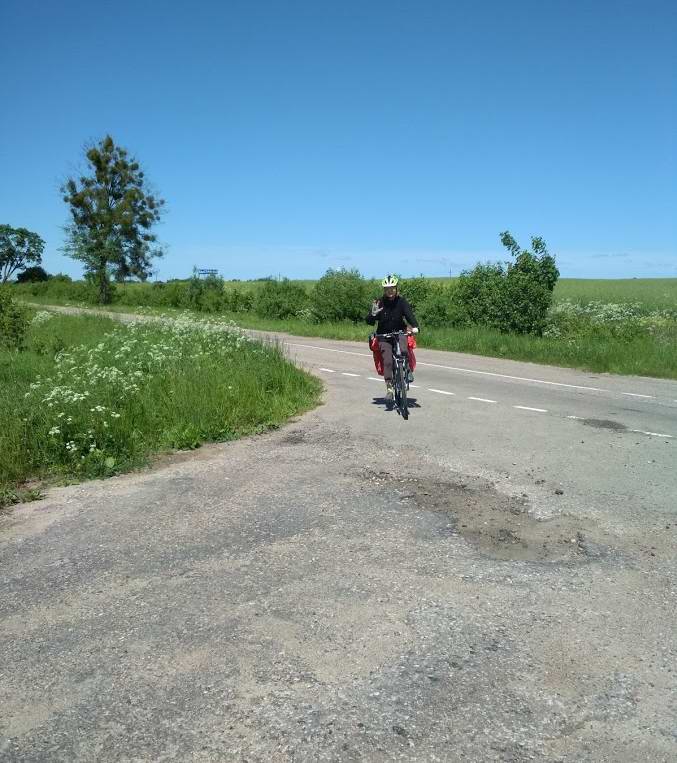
[0,311,322,509]
[210,311,677,379]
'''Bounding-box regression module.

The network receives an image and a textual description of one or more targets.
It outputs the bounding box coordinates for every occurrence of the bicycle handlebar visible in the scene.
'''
[374,328,419,339]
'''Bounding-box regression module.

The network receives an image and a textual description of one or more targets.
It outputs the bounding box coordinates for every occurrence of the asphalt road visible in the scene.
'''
[2,312,676,761]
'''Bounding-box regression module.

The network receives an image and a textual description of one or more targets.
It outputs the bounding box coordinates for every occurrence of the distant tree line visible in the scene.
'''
[15,231,559,335]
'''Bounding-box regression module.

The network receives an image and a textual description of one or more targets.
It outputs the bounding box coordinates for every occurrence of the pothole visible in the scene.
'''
[280,431,306,444]
[361,471,612,563]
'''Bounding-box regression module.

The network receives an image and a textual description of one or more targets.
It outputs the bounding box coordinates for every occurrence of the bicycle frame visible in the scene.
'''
[374,331,410,419]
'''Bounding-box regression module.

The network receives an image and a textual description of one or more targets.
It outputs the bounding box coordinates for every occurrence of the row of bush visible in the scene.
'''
[13,237,562,336]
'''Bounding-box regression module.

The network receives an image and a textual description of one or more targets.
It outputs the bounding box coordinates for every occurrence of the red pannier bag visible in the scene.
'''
[369,334,384,376]
[368,333,417,376]
[408,333,417,371]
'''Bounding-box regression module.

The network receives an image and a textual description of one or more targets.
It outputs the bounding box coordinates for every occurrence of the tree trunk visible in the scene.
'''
[97,265,112,305]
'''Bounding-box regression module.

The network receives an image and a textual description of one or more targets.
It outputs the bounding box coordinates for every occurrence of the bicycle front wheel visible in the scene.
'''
[396,360,409,420]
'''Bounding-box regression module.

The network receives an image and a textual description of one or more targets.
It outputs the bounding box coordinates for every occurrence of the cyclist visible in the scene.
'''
[366,274,419,400]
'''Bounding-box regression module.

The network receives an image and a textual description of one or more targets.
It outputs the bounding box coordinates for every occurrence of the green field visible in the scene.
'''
[0,309,321,508]
[553,278,677,310]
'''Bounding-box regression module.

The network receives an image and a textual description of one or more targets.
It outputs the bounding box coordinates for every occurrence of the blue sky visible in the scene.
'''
[2,0,675,280]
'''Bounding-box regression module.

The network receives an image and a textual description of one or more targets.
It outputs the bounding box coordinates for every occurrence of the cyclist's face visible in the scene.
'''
[383,286,397,299]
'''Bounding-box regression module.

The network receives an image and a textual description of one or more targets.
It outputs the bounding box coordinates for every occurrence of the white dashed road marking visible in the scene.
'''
[292,341,671,404]
[631,429,674,438]
[317,364,675,437]
[291,342,677,417]
[293,342,607,391]
[417,361,606,392]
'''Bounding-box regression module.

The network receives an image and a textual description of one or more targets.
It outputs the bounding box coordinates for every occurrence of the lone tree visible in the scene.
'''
[0,225,45,284]
[61,135,165,303]
[16,265,50,283]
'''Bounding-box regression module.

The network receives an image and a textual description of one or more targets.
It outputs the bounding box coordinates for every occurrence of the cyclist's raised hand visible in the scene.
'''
[371,299,384,316]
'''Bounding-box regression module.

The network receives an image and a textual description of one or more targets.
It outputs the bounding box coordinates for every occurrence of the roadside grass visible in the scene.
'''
[0,312,321,509]
[422,323,677,377]
[222,311,677,378]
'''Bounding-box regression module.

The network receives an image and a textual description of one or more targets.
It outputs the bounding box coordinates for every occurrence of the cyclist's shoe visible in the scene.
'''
[385,383,394,401]
[407,369,414,384]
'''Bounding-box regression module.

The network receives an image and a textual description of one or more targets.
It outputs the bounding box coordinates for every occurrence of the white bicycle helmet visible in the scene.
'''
[381,274,399,288]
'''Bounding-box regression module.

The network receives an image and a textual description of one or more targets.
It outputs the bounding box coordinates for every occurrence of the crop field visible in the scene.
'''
[0,309,321,508]
[554,278,677,310]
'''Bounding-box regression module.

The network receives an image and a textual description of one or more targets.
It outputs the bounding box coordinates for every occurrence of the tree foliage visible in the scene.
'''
[417,283,457,327]
[16,265,50,283]
[399,275,431,314]
[254,278,309,319]
[61,135,165,304]
[0,225,45,284]
[455,232,560,334]
[311,268,370,322]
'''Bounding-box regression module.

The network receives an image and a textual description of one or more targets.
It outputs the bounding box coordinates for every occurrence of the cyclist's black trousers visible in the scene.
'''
[379,335,409,383]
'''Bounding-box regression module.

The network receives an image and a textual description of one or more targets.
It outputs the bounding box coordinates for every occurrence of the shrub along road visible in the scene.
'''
[1,308,676,761]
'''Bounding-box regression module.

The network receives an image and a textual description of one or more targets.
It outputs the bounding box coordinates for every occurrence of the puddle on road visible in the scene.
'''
[580,418,628,432]
[361,470,611,564]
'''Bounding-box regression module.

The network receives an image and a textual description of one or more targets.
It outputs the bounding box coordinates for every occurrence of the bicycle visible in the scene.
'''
[375,330,412,420]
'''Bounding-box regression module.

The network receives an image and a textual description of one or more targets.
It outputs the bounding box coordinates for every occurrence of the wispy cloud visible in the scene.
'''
[415,257,469,271]
[589,252,631,259]
[156,242,677,280]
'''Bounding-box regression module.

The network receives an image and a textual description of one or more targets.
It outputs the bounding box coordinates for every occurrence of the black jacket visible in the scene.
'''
[366,295,418,333]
